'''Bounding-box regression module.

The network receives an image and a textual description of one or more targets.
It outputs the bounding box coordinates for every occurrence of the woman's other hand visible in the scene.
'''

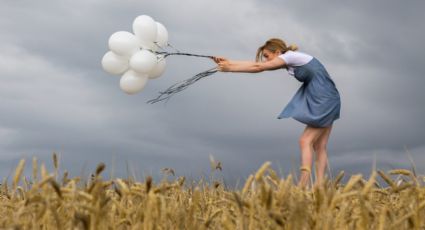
[213,56,230,72]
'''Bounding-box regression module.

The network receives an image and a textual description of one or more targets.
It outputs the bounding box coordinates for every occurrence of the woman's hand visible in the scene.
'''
[213,56,230,72]
[213,56,227,64]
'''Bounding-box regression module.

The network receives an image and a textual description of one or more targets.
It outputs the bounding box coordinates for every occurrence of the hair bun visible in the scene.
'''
[288,44,298,51]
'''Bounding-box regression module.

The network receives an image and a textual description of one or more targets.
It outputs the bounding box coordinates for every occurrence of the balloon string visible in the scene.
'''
[147,67,218,104]
[146,47,217,104]
[155,51,214,59]
[166,43,181,53]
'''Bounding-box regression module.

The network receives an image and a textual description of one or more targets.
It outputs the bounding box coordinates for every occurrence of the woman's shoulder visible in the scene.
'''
[282,50,313,58]
[279,51,313,66]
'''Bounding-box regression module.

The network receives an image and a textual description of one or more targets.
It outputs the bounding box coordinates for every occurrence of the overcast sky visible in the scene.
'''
[1,0,424,187]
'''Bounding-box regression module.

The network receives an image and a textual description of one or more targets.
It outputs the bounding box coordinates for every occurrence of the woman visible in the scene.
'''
[213,38,341,188]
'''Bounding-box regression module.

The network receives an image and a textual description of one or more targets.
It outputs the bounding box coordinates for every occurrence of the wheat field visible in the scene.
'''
[1,153,425,229]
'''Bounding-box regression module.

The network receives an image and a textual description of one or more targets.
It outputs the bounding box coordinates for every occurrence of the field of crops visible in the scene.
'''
[1,154,425,229]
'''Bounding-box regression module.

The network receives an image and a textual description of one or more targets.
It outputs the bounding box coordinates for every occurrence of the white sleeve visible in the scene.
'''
[278,51,313,67]
[278,52,292,66]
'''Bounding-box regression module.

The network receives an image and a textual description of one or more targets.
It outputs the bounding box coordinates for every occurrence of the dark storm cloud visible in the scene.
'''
[1,0,424,185]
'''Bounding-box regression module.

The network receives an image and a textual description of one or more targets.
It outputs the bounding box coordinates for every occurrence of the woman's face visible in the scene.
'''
[262,49,280,61]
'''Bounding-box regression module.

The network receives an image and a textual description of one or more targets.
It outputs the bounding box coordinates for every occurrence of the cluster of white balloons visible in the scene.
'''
[101,15,169,94]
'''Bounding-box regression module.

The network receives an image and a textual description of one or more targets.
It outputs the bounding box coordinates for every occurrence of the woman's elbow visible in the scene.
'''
[251,64,265,73]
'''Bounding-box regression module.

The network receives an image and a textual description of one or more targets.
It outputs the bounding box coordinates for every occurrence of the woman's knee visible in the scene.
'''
[299,135,314,148]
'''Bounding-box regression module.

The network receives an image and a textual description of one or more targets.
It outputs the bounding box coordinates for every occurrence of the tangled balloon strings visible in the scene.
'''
[147,65,218,104]
[144,44,218,104]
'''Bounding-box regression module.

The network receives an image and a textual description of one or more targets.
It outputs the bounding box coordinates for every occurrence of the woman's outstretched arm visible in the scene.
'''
[213,57,286,73]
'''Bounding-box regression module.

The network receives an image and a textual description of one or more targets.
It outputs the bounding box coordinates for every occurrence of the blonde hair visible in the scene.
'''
[255,38,298,61]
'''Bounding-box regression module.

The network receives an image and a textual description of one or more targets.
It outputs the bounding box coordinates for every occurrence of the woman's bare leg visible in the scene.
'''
[313,125,333,186]
[298,125,327,188]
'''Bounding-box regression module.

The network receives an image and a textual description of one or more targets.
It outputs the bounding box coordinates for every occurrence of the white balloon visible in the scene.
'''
[108,31,139,57]
[133,15,157,45]
[119,70,149,94]
[148,56,166,79]
[101,51,129,75]
[155,22,168,48]
[129,50,157,74]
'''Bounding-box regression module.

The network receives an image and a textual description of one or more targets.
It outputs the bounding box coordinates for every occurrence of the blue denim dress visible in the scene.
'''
[277,58,341,127]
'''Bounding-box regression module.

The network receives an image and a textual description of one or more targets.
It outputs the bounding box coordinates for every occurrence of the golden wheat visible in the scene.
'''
[1,154,425,229]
